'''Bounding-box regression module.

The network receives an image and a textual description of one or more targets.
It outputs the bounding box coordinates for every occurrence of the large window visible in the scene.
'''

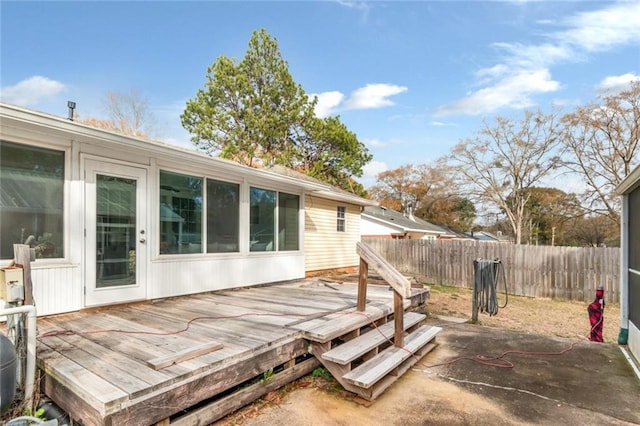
[250,187,300,252]
[159,171,202,254]
[278,192,299,251]
[250,188,276,251]
[0,141,64,259]
[207,179,239,253]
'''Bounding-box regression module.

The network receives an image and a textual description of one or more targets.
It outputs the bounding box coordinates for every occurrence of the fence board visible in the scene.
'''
[362,238,619,302]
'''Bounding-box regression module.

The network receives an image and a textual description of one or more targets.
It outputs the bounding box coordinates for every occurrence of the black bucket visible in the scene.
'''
[0,333,17,414]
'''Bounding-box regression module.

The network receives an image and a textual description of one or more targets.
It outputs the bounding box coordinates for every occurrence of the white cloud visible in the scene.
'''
[344,83,407,110]
[361,137,386,147]
[362,160,388,179]
[492,42,574,69]
[311,91,345,118]
[596,73,640,95]
[430,121,457,127]
[435,68,560,116]
[436,2,640,117]
[0,76,67,106]
[336,0,369,12]
[309,83,407,117]
[559,2,640,53]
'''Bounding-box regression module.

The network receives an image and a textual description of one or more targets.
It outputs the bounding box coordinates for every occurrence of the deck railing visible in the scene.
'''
[356,242,411,347]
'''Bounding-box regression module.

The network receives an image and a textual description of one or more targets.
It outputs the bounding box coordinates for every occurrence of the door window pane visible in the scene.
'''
[250,187,275,251]
[159,171,202,254]
[0,141,64,259]
[96,175,136,288]
[207,179,239,253]
[278,193,299,251]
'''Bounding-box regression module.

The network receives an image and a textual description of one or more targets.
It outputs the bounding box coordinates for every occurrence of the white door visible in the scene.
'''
[85,160,147,306]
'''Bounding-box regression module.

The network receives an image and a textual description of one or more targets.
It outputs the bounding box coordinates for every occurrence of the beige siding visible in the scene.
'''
[305,194,360,271]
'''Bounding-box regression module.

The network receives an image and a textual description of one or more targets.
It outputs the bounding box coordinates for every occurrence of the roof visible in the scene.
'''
[617,163,640,195]
[436,225,475,240]
[362,206,446,235]
[266,165,377,207]
[466,230,512,243]
[0,102,374,206]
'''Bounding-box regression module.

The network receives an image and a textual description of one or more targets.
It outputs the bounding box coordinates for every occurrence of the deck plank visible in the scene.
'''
[44,331,173,387]
[37,340,129,414]
[42,335,153,397]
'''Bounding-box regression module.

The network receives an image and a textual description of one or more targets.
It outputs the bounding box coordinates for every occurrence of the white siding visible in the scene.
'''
[361,217,402,236]
[305,195,360,272]
[150,254,305,298]
[31,265,82,316]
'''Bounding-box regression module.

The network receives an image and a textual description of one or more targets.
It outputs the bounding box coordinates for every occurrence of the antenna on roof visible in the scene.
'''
[67,101,76,121]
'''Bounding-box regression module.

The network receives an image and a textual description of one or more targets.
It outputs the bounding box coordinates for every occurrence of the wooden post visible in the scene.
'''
[14,244,34,306]
[394,291,404,347]
[357,257,368,312]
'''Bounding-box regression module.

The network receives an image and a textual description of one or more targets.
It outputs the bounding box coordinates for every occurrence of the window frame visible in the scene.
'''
[0,139,69,263]
[249,186,301,253]
[337,206,346,232]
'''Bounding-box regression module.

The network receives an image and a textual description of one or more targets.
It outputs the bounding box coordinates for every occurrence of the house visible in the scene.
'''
[433,225,475,241]
[0,102,373,316]
[617,164,640,364]
[466,230,513,243]
[361,205,450,240]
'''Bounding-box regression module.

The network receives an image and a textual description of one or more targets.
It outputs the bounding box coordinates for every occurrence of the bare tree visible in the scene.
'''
[77,89,158,139]
[560,81,640,224]
[449,110,562,244]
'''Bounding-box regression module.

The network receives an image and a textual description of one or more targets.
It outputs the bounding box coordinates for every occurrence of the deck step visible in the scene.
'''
[321,312,426,365]
[342,324,442,389]
[293,300,410,343]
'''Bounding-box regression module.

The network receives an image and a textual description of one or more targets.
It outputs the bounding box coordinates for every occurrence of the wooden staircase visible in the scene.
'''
[292,242,441,401]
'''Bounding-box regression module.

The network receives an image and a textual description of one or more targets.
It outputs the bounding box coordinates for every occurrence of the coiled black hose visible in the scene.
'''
[473,259,508,317]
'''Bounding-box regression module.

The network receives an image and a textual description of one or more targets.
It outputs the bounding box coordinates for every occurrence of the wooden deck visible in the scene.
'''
[35,279,429,426]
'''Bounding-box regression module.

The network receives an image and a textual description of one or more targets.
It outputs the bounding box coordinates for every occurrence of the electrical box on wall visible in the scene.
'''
[0,267,25,302]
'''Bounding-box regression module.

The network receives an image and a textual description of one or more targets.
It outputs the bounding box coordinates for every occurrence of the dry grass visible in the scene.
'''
[426,283,621,344]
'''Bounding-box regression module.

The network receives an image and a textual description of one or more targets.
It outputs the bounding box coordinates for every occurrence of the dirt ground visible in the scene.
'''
[215,283,629,425]
[425,284,621,344]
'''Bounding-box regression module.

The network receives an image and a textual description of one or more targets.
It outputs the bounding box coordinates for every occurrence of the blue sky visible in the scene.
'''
[1,1,639,188]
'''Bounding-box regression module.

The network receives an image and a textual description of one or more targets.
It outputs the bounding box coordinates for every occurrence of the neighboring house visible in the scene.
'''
[436,225,476,241]
[466,230,513,243]
[361,206,447,240]
[0,103,373,316]
[617,164,640,363]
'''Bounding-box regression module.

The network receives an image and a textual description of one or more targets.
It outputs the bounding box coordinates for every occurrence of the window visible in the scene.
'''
[250,188,276,251]
[207,179,239,253]
[159,171,202,254]
[0,141,65,259]
[278,192,299,251]
[337,206,346,232]
[250,187,300,252]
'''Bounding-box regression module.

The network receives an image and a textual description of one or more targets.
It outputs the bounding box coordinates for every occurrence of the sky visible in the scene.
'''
[1,0,639,189]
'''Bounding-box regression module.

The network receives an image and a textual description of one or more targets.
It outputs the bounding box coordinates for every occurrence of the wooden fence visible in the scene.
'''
[363,238,620,302]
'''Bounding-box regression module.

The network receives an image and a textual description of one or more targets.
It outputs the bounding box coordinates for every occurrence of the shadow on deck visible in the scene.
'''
[36,278,431,426]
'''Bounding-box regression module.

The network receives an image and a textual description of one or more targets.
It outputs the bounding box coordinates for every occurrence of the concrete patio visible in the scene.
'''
[232,320,640,426]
